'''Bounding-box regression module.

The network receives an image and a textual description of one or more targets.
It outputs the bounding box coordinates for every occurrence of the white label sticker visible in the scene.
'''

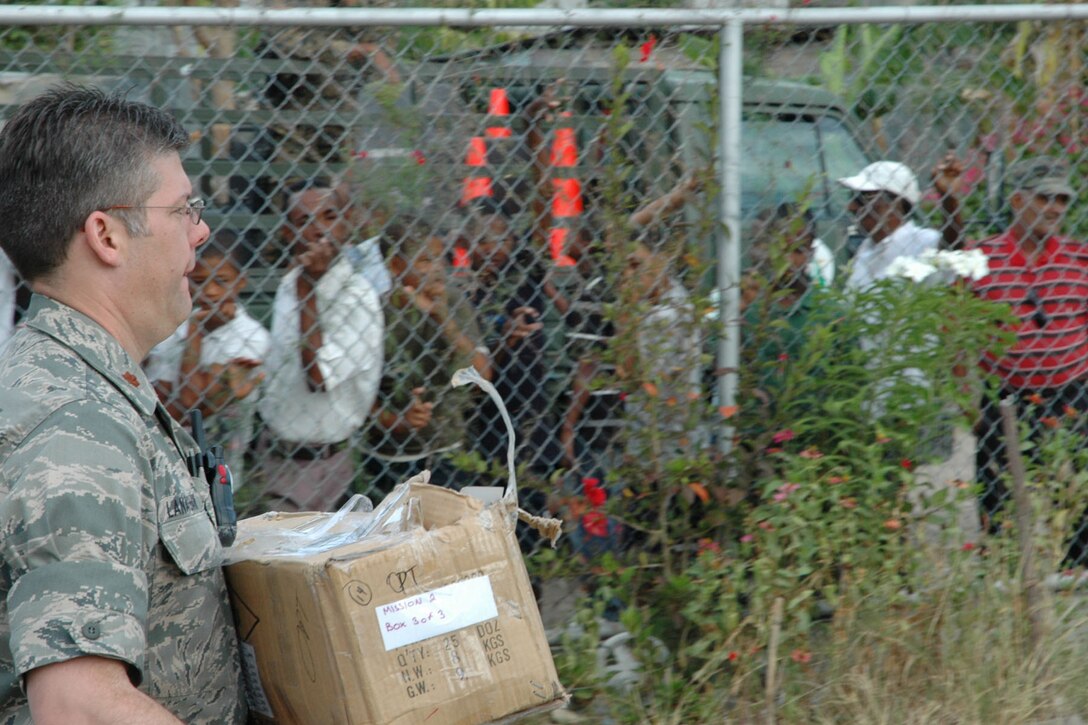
[239,641,274,718]
[376,576,498,651]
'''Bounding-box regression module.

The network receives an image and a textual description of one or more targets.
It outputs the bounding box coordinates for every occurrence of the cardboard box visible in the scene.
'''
[224,480,568,725]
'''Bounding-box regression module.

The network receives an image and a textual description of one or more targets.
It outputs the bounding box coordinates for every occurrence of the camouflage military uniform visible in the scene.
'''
[0,295,247,724]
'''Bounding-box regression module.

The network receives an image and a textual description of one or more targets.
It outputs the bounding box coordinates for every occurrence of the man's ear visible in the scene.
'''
[80,211,125,268]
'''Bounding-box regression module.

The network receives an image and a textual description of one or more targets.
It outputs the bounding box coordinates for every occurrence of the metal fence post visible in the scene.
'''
[717,17,743,454]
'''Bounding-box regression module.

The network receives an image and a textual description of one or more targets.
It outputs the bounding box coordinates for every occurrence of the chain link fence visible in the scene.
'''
[2,6,1088,565]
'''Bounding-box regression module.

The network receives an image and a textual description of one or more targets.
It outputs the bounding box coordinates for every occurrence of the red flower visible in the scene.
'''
[757,520,775,531]
[1064,405,1079,418]
[639,35,657,62]
[827,476,846,485]
[777,353,789,362]
[1041,416,1060,429]
[1027,393,1045,405]
[789,649,812,663]
[582,512,609,538]
[772,429,795,444]
[961,542,976,552]
[900,458,913,470]
[582,477,607,506]
[727,651,740,662]
[411,149,426,165]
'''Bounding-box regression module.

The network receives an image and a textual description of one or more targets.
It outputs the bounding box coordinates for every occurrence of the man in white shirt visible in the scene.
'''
[257,178,384,511]
[839,161,940,290]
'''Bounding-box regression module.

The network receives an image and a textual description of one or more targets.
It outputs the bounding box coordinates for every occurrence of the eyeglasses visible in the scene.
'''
[100,197,206,226]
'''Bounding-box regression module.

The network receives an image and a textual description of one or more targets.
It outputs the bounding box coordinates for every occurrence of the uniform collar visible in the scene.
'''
[24,293,161,418]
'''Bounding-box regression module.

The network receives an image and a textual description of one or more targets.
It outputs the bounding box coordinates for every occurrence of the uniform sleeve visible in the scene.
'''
[316,275,384,392]
[1,400,153,681]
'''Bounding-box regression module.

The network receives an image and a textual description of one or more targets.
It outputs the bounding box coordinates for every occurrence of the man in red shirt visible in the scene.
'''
[967,158,1088,557]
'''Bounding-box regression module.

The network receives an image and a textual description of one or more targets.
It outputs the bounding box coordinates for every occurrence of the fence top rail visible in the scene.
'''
[2,4,1088,28]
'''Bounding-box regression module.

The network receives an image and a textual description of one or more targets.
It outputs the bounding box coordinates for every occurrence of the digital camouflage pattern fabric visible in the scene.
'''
[0,295,246,724]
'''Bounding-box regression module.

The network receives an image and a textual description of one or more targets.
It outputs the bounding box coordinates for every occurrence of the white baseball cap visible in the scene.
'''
[837,161,921,206]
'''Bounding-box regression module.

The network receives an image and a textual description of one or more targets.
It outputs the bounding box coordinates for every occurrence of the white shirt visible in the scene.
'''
[846,221,940,290]
[146,306,271,491]
[346,235,392,297]
[146,307,271,379]
[259,256,384,445]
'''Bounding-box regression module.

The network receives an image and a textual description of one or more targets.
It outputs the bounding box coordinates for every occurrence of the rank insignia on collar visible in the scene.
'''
[123,372,140,387]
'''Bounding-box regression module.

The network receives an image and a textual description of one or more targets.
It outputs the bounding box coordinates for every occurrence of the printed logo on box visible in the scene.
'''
[377,575,498,651]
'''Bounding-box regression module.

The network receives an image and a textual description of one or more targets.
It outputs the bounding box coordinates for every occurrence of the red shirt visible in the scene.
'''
[970,231,1088,389]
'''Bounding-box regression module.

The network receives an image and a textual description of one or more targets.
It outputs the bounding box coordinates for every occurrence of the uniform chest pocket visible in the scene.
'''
[159,501,222,575]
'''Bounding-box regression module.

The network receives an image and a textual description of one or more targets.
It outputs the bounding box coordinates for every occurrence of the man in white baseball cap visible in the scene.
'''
[838,160,940,289]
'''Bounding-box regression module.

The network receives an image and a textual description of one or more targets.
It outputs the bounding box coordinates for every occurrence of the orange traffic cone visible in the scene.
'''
[548,120,581,266]
[452,246,471,269]
[486,88,512,139]
[461,136,492,205]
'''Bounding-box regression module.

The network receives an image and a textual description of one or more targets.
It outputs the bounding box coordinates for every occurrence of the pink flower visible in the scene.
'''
[697,538,721,554]
[799,447,823,459]
[789,649,812,664]
[739,534,754,543]
[961,542,976,552]
[772,482,801,502]
[757,520,775,531]
[411,149,426,165]
[772,429,795,444]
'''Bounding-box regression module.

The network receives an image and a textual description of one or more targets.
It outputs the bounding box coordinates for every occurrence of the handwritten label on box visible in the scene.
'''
[377,576,498,651]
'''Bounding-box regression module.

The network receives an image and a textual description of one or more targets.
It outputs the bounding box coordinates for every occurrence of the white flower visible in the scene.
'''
[886,256,938,283]
[935,249,989,281]
[886,249,989,283]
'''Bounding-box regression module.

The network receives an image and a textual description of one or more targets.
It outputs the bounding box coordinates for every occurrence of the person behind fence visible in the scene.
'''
[258,0,401,165]
[360,217,492,494]
[257,178,383,512]
[462,198,567,476]
[838,161,942,289]
[0,85,246,723]
[945,157,1088,562]
[738,204,849,451]
[742,203,824,373]
[146,229,271,492]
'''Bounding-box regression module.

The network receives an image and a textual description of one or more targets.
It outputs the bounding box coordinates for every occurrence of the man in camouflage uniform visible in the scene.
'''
[0,86,246,723]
